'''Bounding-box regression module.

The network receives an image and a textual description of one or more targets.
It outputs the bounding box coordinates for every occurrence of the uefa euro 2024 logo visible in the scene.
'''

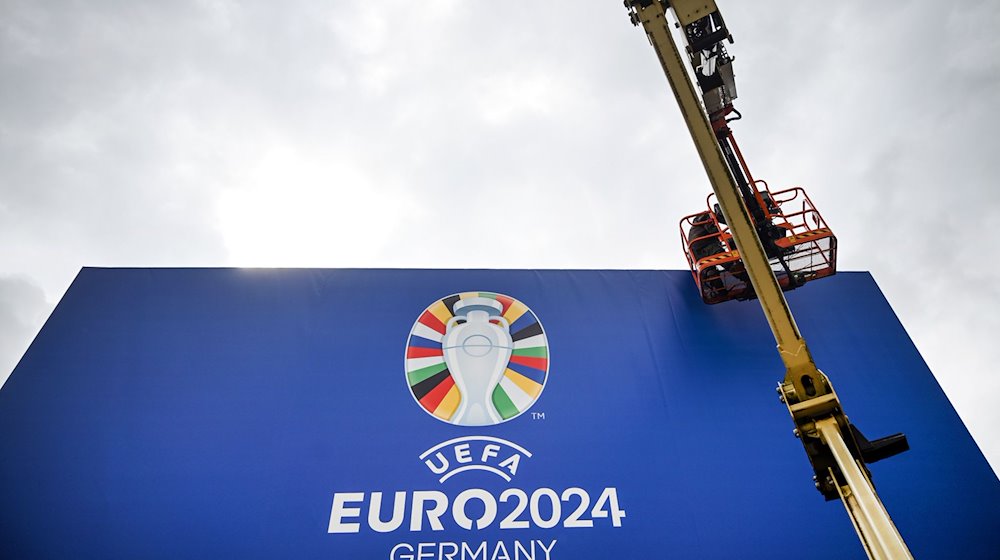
[405,292,549,426]
[326,293,623,549]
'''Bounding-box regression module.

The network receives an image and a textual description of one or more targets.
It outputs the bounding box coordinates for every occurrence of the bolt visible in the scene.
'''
[793,429,801,438]
[815,481,822,489]
[778,394,786,403]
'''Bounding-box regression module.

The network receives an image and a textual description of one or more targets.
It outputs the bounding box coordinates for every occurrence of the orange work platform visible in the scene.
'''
[680,184,837,304]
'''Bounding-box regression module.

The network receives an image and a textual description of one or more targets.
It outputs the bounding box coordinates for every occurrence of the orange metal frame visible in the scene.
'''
[679,184,837,304]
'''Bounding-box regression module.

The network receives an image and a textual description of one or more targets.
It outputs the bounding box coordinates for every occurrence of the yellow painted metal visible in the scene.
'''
[627,2,913,557]
[668,0,719,26]
[817,418,914,559]
[630,0,816,384]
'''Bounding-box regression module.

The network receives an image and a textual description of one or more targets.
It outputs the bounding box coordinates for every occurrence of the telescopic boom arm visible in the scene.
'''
[624,1,912,557]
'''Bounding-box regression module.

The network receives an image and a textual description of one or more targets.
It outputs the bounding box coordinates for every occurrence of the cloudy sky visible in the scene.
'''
[2,0,998,475]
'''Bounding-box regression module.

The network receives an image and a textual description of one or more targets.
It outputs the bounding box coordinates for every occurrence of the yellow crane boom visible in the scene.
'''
[624,1,913,557]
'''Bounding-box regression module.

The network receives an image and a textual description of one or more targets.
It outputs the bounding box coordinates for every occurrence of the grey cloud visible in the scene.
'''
[2,0,230,298]
[0,276,49,387]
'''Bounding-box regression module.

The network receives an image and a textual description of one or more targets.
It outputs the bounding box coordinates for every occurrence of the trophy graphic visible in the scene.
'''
[406,292,548,426]
[441,297,513,426]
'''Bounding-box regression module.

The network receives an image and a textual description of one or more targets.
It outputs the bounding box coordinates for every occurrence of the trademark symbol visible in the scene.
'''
[532,412,546,420]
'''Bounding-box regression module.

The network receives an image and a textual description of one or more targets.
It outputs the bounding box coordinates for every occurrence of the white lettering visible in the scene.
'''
[513,540,534,560]
[329,488,623,534]
[529,488,561,529]
[452,489,498,530]
[328,492,364,533]
[498,489,529,530]
[462,541,488,560]
[498,454,520,477]
[417,542,435,559]
[455,444,473,464]
[561,487,594,528]
[537,540,557,559]
[440,542,459,560]
[369,491,407,533]
[491,541,510,560]
[480,444,500,463]
[388,540,556,560]
[591,488,627,527]
[425,453,449,475]
[419,437,533,482]
[410,491,448,531]
[389,542,414,560]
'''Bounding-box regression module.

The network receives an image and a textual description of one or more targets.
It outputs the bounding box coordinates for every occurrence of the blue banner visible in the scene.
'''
[0,268,997,558]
